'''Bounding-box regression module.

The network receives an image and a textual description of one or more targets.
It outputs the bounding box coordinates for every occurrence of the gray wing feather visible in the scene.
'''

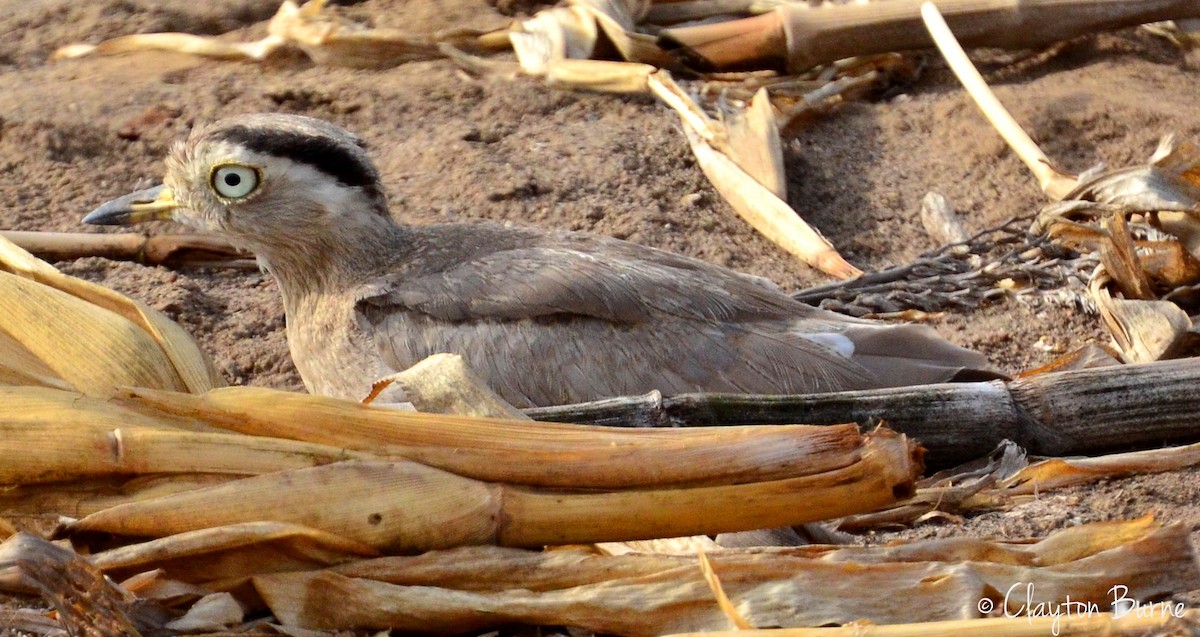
[363,245,816,324]
[354,244,876,406]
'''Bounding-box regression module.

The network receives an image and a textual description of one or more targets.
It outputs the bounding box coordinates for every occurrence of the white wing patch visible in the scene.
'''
[797,331,856,359]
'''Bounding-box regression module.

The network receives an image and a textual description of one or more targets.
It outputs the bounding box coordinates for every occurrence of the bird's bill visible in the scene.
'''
[82,185,178,226]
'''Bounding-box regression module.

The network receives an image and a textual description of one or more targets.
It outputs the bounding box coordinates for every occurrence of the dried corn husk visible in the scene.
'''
[663,613,1195,637]
[90,522,380,584]
[682,126,860,278]
[0,474,236,520]
[53,0,496,68]
[0,235,223,393]
[511,4,598,75]
[250,517,1198,634]
[0,272,191,393]
[371,353,528,419]
[1036,136,1200,252]
[69,460,502,553]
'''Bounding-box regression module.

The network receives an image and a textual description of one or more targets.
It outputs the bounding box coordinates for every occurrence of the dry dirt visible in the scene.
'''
[2,0,1200,611]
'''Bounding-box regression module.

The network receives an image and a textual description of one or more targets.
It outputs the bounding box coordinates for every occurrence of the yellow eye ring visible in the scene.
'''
[210,164,262,200]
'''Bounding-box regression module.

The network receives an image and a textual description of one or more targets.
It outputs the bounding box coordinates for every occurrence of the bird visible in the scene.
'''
[84,113,998,408]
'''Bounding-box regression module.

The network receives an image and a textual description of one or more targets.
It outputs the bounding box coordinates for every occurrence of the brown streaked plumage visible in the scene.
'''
[84,113,998,407]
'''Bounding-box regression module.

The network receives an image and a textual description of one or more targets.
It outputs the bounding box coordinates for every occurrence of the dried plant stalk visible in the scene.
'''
[118,385,877,489]
[0,418,366,485]
[526,357,1200,465]
[0,231,253,269]
[499,428,916,545]
[660,0,1200,73]
[68,430,915,552]
[645,0,762,26]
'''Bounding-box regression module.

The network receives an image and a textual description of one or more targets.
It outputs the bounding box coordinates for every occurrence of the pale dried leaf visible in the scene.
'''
[1003,443,1200,494]
[683,126,861,278]
[252,518,1197,634]
[725,87,787,199]
[164,592,244,632]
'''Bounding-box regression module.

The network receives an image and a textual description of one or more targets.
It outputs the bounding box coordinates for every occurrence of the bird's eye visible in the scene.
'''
[210,164,260,199]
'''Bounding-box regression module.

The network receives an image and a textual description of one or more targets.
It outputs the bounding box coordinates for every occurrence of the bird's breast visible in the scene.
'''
[285,294,393,401]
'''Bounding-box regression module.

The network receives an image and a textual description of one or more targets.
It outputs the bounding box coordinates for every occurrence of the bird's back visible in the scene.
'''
[346,222,997,407]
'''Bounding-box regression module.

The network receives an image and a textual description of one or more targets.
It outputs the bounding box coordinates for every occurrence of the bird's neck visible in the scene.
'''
[251,211,411,307]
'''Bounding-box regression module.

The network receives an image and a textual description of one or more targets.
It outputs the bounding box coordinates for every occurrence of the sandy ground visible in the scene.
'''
[2,0,1200,610]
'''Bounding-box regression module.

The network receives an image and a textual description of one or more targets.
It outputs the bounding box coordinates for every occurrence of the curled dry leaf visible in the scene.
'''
[375,352,529,419]
[1144,19,1200,49]
[1089,266,1193,363]
[163,592,244,632]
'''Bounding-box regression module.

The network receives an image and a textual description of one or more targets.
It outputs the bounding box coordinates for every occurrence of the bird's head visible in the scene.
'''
[84,113,392,258]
